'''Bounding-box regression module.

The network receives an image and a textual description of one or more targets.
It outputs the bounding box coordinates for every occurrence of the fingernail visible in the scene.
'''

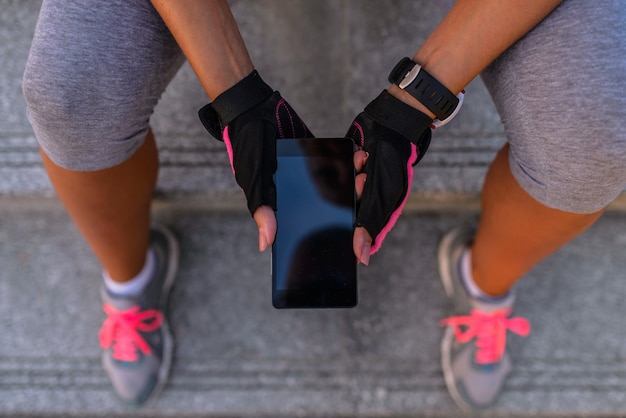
[259,231,269,252]
[359,242,371,266]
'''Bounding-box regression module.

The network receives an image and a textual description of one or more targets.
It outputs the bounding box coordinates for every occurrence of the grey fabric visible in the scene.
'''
[481,0,626,214]
[22,0,186,171]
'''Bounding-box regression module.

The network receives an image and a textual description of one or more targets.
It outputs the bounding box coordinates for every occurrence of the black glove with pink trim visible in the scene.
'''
[345,90,433,254]
[198,71,313,216]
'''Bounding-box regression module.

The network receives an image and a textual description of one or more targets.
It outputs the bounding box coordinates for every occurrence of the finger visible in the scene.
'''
[230,119,277,216]
[355,172,367,200]
[353,150,369,173]
[353,226,373,266]
[253,205,277,252]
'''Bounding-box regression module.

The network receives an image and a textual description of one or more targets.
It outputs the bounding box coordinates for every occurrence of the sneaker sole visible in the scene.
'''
[143,222,180,406]
[437,226,477,412]
[440,326,476,412]
[437,226,470,299]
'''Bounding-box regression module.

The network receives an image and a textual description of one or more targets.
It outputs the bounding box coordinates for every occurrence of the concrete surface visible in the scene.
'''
[1,199,626,417]
[2,1,626,417]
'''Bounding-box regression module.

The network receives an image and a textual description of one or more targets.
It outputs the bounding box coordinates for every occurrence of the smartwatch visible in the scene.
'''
[388,57,462,125]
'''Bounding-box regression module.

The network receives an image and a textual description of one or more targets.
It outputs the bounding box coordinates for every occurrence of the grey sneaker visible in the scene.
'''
[98,223,179,405]
[438,226,530,411]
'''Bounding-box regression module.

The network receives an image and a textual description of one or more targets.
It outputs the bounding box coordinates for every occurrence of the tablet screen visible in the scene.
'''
[272,138,357,308]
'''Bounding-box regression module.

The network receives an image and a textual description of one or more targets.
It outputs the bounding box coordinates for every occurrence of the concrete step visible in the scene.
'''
[1,0,512,201]
[2,199,626,417]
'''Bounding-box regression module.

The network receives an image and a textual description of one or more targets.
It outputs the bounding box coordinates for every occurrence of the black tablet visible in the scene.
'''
[272,138,357,309]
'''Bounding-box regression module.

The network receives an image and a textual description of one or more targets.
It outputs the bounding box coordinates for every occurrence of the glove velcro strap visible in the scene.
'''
[364,90,433,145]
[198,70,273,141]
[210,70,273,125]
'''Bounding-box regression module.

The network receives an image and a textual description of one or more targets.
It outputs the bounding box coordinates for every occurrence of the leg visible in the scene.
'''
[23,0,185,281]
[474,1,626,297]
[40,129,158,282]
[471,143,604,297]
[439,0,626,410]
[23,0,186,404]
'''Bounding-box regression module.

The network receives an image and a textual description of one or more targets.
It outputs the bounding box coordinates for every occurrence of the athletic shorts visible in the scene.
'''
[23,1,626,213]
[481,0,626,214]
[22,0,186,171]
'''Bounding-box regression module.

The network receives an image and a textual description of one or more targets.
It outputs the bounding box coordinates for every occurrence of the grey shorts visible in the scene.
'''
[481,0,626,214]
[23,0,185,171]
[23,0,626,213]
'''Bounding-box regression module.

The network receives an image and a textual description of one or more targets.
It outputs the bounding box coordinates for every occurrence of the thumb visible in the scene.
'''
[253,205,277,252]
[353,226,372,266]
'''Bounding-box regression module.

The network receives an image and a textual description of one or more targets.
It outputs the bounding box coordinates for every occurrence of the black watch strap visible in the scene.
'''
[388,57,459,121]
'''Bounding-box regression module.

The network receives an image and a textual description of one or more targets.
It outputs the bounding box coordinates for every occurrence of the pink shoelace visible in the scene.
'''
[440,308,531,364]
[99,304,163,362]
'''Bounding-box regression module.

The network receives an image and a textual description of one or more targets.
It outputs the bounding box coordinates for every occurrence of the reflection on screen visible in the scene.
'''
[273,139,356,307]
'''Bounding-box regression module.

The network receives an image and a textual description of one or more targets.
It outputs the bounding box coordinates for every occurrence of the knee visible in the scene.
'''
[569,130,626,210]
[22,59,147,171]
[23,60,85,140]
[510,128,626,214]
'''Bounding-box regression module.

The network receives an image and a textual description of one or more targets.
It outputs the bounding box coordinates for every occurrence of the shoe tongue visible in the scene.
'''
[100,285,139,311]
[470,291,515,313]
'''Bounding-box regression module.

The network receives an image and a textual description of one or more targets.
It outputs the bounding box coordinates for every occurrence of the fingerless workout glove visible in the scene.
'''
[198,71,313,216]
[345,90,433,254]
